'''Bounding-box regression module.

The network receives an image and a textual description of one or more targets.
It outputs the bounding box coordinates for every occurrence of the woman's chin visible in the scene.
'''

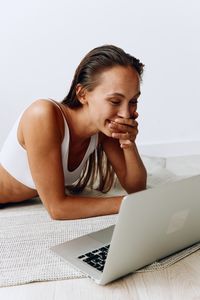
[103,120,113,137]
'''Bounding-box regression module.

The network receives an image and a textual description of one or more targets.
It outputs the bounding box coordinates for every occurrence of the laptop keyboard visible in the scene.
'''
[77,244,110,272]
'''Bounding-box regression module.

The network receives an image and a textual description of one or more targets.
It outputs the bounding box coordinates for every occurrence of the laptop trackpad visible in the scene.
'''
[88,225,115,244]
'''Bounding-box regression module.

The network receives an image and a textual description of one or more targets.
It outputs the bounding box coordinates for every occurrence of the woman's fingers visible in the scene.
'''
[109,120,138,132]
[109,117,139,147]
[111,130,138,141]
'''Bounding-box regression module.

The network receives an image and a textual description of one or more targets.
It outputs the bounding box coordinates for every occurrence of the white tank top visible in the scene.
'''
[0,100,98,189]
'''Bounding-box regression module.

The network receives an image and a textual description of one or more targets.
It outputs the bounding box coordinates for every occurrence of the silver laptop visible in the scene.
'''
[51,175,200,285]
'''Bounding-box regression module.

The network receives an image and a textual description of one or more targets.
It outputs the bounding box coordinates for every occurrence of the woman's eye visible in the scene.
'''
[129,100,138,105]
[110,100,120,106]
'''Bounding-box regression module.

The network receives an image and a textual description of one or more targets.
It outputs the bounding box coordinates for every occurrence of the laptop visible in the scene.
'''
[51,175,200,285]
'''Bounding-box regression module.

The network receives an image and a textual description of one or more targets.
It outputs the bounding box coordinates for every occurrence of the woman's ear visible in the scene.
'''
[76,84,88,105]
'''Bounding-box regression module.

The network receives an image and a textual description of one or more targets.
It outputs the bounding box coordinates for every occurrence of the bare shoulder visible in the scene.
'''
[23,99,61,120]
[19,99,64,145]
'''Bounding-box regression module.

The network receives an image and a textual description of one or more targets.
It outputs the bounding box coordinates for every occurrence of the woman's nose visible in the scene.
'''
[117,105,131,119]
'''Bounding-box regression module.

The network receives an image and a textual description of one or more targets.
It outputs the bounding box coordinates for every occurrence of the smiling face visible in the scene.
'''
[77,65,141,137]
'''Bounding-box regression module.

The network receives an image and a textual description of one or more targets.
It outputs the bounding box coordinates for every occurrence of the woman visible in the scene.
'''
[0,45,147,219]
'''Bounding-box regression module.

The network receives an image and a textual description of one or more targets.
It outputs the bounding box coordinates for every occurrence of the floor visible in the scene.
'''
[1,250,200,300]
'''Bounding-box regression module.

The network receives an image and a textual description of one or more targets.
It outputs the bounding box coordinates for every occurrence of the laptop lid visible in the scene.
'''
[100,175,200,284]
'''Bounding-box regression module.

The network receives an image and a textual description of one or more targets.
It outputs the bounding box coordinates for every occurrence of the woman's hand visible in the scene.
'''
[109,112,139,149]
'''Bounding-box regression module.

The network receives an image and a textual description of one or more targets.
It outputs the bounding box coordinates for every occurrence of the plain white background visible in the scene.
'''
[0,0,199,149]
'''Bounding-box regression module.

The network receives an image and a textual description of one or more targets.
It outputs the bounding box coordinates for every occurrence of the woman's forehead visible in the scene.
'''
[96,66,140,95]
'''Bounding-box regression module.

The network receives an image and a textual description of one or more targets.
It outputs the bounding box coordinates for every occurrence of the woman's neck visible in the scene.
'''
[61,104,97,144]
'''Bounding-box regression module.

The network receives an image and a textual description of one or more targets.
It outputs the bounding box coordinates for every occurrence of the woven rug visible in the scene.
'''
[1,195,200,288]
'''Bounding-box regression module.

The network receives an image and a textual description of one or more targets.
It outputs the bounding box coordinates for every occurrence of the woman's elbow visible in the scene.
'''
[47,201,79,221]
[49,208,62,220]
[47,202,70,220]
[49,209,73,221]
[125,176,147,194]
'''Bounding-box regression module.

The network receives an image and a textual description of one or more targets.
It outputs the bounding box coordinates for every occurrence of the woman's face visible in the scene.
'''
[84,65,141,137]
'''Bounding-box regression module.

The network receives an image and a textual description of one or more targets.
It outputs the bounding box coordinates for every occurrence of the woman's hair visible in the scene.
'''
[61,44,144,193]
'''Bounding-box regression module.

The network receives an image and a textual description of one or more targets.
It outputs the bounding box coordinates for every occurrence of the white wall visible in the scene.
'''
[0,0,200,150]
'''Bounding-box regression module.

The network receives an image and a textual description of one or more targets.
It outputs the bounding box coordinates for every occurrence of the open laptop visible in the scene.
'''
[51,175,200,285]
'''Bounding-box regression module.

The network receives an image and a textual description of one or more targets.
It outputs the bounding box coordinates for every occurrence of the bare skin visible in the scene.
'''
[0,66,147,219]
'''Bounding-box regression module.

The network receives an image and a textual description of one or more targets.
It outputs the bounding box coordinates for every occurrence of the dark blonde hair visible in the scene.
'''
[62,45,144,193]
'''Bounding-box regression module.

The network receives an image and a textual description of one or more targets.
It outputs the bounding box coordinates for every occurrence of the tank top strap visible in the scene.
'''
[48,98,99,149]
[47,98,67,121]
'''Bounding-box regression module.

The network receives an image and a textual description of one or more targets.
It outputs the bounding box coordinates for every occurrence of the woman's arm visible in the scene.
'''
[21,100,123,220]
[101,116,147,193]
